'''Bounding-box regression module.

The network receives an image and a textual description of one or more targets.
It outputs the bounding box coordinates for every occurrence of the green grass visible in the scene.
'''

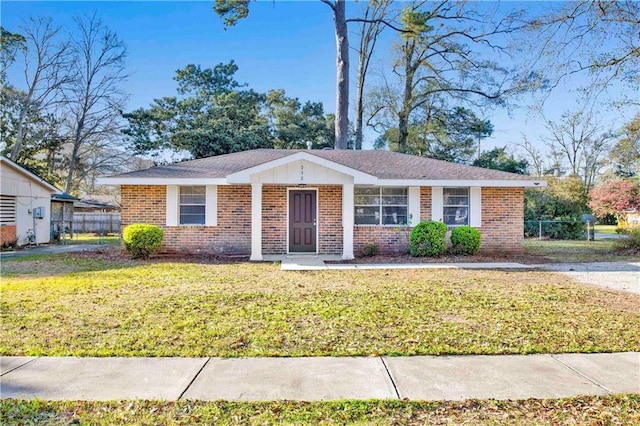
[66,233,120,245]
[1,395,638,425]
[523,238,634,262]
[595,224,619,234]
[1,255,638,357]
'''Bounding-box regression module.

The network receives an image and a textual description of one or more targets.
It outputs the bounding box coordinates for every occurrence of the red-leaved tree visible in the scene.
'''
[588,180,640,224]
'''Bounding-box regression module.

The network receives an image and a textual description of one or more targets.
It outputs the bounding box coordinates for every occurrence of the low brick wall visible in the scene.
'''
[0,225,17,246]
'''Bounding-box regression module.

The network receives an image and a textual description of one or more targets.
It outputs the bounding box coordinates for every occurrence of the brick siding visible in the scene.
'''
[262,185,287,254]
[121,185,251,255]
[318,185,343,254]
[121,184,524,256]
[478,187,524,252]
[0,225,17,246]
[353,186,432,255]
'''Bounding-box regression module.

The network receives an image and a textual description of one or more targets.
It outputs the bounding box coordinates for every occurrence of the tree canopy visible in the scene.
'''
[588,179,640,224]
[472,147,528,175]
[123,62,334,159]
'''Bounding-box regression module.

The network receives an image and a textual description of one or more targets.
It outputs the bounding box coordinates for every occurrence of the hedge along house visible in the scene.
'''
[99,149,546,260]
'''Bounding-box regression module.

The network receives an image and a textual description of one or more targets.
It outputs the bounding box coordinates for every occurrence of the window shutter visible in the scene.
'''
[205,185,217,226]
[408,187,420,225]
[166,185,178,226]
[470,187,482,227]
[431,187,443,221]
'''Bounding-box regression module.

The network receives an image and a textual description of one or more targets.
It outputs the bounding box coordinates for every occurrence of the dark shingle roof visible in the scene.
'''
[107,149,535,181]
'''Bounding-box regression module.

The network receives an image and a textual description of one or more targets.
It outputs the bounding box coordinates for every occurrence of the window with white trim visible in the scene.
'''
[355,187,408,225]
[443,188,469,226]
[179,186,206,225]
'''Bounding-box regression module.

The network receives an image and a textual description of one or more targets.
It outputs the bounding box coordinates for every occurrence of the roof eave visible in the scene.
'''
[376,179,547,187]
[1,155,62,193]
[97,177,229,186]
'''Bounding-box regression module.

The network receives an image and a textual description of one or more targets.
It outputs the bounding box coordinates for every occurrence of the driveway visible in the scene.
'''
[542,262,640,294]
[0,244,109,260]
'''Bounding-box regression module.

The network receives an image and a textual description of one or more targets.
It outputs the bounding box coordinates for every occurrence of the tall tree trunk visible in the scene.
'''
[10,106,29,161]
[333,0,349,150]
[397,41,415,153]
[355,54,365,150]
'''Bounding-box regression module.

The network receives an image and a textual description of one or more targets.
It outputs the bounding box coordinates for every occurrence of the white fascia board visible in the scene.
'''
[97,177,229,186]
[376,179,547,188]
[1,156,61,193]
[226,152,378,184]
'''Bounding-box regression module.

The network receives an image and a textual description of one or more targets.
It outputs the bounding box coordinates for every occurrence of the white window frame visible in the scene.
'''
[179,185,206,225]
[354,187,409,226]
[443,187,470,226]
[166,185,217,227]
[432,187,481,227]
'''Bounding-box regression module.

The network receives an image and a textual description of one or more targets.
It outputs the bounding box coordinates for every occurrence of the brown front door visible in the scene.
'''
[289,190,316,252]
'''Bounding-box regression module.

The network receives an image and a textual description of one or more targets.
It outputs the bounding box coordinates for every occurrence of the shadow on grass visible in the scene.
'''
[0,246,253,278]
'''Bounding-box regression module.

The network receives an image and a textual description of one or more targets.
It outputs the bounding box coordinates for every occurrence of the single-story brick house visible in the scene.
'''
[99,149,546,259]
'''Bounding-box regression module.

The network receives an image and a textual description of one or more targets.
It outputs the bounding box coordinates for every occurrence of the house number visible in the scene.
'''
[300,164,304,182]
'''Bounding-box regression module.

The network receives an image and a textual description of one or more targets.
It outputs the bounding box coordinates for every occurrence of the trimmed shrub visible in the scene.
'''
[123,224,164,259]
[362,243,378,257]
[409,221,447,257]
[450,226,482,255]
[614,227,640,253]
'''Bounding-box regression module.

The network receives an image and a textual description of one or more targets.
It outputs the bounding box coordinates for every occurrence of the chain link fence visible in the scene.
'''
[524,220,593,240]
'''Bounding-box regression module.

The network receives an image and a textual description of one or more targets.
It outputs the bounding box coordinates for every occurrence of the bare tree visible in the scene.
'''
[544,110,614,193]
[352,0,393,150]
[63,14,129,193]
[524,1,640,105]
[515,136,544,176]
[7,17,73,161]
[367,1,538,152]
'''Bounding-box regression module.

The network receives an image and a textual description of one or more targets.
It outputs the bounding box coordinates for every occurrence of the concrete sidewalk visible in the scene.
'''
[1,353,638,401]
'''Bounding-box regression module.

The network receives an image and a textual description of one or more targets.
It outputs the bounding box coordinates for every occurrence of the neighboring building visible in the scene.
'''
[74,195,120,213]
[99,149,547,259]
[51,193,79,240]
[0,156,60,246]
[623,209,639,226]
[73,195,121,234]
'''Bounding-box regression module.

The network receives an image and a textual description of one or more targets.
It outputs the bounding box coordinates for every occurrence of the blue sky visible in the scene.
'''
[2,1,636,153]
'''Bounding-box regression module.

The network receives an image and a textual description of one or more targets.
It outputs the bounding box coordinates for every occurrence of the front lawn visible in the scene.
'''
[66,232,120,245]
[523,238,635,262]
[1,395,638,425]
[595,224,619,234]
[1,255,638,357]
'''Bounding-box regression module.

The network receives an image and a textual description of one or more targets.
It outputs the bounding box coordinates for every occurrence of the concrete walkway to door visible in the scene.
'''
[268,255,542,272]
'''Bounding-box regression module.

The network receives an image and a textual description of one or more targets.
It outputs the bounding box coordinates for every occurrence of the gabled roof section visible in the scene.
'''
[226,151,377,184]
[1,155,61,193]
[98,149,546,187]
